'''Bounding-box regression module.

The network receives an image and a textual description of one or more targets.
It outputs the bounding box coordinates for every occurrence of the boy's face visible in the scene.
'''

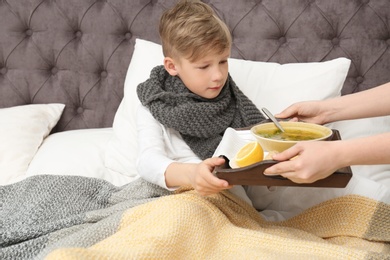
[165,48,230,99]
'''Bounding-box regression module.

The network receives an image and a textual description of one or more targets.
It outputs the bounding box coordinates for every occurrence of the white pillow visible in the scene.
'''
[228,57,351,114]
[104,39,164,177]
[26,128,136,186]
[105,38,350,177]
[0,103,65,185]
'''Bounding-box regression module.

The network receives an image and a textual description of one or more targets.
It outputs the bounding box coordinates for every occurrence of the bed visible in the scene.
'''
[1,0,390,259]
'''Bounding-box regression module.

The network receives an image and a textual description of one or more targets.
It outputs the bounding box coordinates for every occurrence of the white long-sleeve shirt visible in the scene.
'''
[136,104,201,190]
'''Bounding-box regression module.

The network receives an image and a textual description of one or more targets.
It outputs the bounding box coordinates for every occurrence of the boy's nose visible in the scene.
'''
[212,68,224,81]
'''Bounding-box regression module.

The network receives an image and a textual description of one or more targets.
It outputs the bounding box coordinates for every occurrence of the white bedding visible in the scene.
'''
[2,39,389,192]
[5,115,385,193]
[25,128,137,187]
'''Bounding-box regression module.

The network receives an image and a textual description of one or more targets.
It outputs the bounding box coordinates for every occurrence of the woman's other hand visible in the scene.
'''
[263,141,342,183]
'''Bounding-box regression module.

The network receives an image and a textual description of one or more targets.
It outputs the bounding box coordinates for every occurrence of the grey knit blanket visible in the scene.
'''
[0,175,171,260]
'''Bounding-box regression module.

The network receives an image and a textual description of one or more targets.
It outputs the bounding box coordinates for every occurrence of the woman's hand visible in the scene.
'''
[263,141,342,183]
[276,100,328,125]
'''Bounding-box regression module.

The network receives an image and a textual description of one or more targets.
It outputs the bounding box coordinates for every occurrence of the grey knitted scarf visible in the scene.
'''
[137,65,265,159]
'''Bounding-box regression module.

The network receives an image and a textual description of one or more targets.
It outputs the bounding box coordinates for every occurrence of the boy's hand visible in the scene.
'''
[192,157,233,196]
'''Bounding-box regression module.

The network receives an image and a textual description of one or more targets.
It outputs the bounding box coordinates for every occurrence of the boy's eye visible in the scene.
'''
[198,65,209,69]
[220,60,227,64]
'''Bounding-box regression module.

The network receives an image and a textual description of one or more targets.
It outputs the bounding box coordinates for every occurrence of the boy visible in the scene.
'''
[136,0,264,196]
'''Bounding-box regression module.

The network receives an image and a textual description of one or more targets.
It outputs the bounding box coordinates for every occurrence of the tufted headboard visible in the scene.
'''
[1,0,389,132]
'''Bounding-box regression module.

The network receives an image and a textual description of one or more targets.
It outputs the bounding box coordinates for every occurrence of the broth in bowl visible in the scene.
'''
[255,128,324,141]
[251,121,333,152]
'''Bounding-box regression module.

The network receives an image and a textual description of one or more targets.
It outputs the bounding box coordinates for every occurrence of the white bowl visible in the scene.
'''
[251,121,333,152]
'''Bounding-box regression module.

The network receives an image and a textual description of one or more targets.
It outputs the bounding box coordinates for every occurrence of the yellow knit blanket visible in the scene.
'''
[47,190,390,259]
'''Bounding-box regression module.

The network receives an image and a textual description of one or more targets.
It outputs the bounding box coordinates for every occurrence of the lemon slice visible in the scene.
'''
[234,141,264,167]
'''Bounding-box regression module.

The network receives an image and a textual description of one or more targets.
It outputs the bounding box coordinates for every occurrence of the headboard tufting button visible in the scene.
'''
[100,70,108,78]
[0,67,7,74]
[356,76,364,83]
[361,0,370,4]
[331,37,339,45]
[25,29,33,36]
[124,32,132,40]
[77,107,84,114]
[279,37,286,44]
[75,31,82,38]
[51,67,58,75]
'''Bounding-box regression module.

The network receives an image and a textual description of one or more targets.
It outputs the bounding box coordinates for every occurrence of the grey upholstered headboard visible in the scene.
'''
[1,0,389,132]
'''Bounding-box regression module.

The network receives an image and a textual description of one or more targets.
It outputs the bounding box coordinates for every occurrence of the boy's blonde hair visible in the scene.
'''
[159,0,232,62]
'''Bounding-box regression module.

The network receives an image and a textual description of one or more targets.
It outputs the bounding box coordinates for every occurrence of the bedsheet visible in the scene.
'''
[1,175,389,259]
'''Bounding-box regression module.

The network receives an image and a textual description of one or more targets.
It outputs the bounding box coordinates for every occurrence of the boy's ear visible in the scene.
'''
[164,57,179,76]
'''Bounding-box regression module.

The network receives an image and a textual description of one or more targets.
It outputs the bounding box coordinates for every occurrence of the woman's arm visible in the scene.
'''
[323,82,390,123]
[276,82,390,125]
[264,132,390,183]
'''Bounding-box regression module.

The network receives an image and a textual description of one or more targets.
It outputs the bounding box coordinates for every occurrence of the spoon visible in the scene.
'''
[261,107,285,133]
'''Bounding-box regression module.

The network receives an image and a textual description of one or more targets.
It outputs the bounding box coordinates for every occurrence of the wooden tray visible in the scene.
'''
[214,129,352,188]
